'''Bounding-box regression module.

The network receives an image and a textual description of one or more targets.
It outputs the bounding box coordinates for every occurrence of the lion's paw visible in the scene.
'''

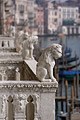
[52,78,58,84]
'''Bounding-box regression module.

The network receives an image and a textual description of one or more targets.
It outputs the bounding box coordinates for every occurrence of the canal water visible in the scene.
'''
[38,36,80,59]
[38,35,80,119]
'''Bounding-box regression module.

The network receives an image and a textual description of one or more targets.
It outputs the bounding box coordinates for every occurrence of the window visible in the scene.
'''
[19,19,24,24]
[55,11,57,16]
[53,19,57,24]
[19,5,24,16]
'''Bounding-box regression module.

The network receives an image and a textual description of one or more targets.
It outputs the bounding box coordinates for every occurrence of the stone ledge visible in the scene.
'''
[0,60,23,63]
[0,52,23,63]
[0,81,58,90]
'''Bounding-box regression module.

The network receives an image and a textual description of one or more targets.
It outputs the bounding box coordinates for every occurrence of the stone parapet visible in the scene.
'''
[0,81,58,92]
[0,81,58,120]
[0,53,22,61]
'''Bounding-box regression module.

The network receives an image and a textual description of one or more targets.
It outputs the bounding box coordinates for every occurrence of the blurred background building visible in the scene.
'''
[0,0,80,35]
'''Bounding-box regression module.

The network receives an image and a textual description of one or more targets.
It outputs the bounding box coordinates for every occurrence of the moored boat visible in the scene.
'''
[58,56,79,64]
[59,61,80,71]
[59,70,80,80]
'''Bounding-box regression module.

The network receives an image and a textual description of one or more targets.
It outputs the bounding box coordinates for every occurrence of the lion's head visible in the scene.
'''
[41,44,62,64]
[51,44,62,59]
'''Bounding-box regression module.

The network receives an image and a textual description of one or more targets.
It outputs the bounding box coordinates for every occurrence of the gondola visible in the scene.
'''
[59,61,80,71]
[59,70,80,80]
[59,70,80,76]
[58,56,79,64]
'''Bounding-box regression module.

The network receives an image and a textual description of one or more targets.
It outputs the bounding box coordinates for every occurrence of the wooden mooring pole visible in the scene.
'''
[76,73,79,98]
[75,53,79,98]
[65,80,68,112]
[61,80,64,111]
[71,86,74,113]
[73,77,76,97]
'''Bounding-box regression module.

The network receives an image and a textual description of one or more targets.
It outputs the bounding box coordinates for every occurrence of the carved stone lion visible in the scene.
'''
[22,35,38,59]
[36,44,62,83]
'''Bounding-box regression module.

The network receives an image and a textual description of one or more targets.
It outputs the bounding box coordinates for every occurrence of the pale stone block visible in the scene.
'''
[0,114,5,120]
[9,40,15,48]
[24,59,37,75]
[40,93,55,120]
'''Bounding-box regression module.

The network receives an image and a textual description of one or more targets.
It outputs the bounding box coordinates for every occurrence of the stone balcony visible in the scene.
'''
[0,36,58,120]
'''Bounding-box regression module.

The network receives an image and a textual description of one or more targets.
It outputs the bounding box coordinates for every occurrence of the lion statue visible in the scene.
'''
[22,35,38,59]
[36,44,62,83]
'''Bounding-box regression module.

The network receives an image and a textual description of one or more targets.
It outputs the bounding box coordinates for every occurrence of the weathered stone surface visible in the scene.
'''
[23,60,38,81]
[0,81,58,120]
[16,31,38,60]
[22,34,38,60]
[36,44,62,83]
[0,36,58,120]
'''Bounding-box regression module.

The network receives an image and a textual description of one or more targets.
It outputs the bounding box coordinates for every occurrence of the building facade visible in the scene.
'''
[0,0,15,35]
[15,0,28,31]
[35,5,44,35]
[44,1,80,34]
[44,2,62,34]
[58,6,79,23]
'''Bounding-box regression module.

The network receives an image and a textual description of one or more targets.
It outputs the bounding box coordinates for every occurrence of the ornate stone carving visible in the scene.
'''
[36,44,62,83]
[16,31,38,59]
[0,95,8,116]
[15,31,26,53]
[0,67,7,81]
[0,97,5,114]
[13,94,26,113]
[22,34,38,60]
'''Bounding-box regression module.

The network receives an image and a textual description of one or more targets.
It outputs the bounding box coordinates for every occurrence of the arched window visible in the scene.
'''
[26,95,34,120]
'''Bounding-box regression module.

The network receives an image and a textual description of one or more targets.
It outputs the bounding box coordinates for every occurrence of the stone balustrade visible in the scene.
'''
[0,40,14,48]
[0,36,15,53]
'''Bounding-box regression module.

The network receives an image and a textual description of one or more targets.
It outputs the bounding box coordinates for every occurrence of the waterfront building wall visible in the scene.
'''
[62,25,80,35]
[58,6,79,23]
[43,1,79,34]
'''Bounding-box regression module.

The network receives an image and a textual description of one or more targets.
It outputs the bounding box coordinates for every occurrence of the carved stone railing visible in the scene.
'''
[0,36,15,50]
[0,40,15,48]
[0,81,58,120]
[0,53,22,61]
[0,36,16,53]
